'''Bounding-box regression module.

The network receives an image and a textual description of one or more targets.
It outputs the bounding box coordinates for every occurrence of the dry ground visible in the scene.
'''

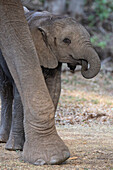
[0,69,113,169]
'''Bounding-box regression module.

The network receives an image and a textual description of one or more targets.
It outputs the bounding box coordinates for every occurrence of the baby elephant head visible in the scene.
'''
[26,11,100,79]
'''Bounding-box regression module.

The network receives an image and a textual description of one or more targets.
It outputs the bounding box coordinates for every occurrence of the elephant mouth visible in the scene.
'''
[67,59,88,73]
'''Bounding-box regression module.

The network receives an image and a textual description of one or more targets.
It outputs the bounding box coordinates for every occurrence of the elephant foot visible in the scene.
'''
[5,133,25,151]
[22,131,70,165]
[0,128,9,143]
[0,134,8,143]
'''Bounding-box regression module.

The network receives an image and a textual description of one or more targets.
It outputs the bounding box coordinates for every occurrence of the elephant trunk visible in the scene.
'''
[81,48,101,79]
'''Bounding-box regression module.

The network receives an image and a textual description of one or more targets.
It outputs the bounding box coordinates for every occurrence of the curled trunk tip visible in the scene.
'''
[81,49,101,79]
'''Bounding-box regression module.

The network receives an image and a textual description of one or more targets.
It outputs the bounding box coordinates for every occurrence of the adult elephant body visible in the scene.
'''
[0,0,100,165]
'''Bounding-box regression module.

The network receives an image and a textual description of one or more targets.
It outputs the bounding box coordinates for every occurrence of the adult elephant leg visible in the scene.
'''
[0,65,13,143]
[5,84,24,151]
[0,0,70,165]
[43,64,62,110]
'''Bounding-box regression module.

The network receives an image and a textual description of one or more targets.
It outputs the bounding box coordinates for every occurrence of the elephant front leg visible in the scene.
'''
[0,68,13,143]
[22,65,70,164]
[5,84,24,151]
[43,64,62,110]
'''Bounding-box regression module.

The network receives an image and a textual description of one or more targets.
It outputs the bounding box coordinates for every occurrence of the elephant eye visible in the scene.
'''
[63,38,71,45]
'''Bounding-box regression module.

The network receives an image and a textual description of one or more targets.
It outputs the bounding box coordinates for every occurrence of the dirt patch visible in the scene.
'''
[0,125,113,169]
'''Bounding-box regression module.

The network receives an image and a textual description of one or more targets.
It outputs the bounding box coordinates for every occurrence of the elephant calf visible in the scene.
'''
[0,8,100,164]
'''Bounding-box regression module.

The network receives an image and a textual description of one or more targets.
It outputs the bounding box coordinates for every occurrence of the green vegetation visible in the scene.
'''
[75,96,87,102]
[94,0,113,21]
[39,0,45,3]
[91,99,99,104]
[90,35,107,49]
[88,0,113,26]
[62,78,70,84]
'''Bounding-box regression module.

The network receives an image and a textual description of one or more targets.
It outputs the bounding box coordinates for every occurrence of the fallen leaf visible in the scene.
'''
[83,142,87,144]
[69,156,78,160]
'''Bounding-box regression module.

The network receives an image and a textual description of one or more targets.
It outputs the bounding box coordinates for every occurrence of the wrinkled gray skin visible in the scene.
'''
[0,0,100,165]
[0,50,61,150]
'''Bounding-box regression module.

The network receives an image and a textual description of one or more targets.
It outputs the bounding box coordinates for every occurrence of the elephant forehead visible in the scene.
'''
[56,20,90,38]
[54,24,87,37]
[50,19,86,33]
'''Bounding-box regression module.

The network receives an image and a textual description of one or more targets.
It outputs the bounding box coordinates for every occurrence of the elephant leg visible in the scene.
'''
[0,66,13,143]
[43,64,62,110]
[6,84,24,151]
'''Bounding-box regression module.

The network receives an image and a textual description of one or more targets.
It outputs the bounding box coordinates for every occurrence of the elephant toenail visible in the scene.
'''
[34,159,46,165]
[63,151,70,159]
[50,157,60,165]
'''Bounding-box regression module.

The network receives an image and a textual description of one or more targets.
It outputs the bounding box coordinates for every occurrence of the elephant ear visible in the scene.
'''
[31,27,58,69]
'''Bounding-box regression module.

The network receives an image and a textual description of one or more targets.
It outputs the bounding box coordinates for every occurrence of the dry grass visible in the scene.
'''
[56,71,113,125]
